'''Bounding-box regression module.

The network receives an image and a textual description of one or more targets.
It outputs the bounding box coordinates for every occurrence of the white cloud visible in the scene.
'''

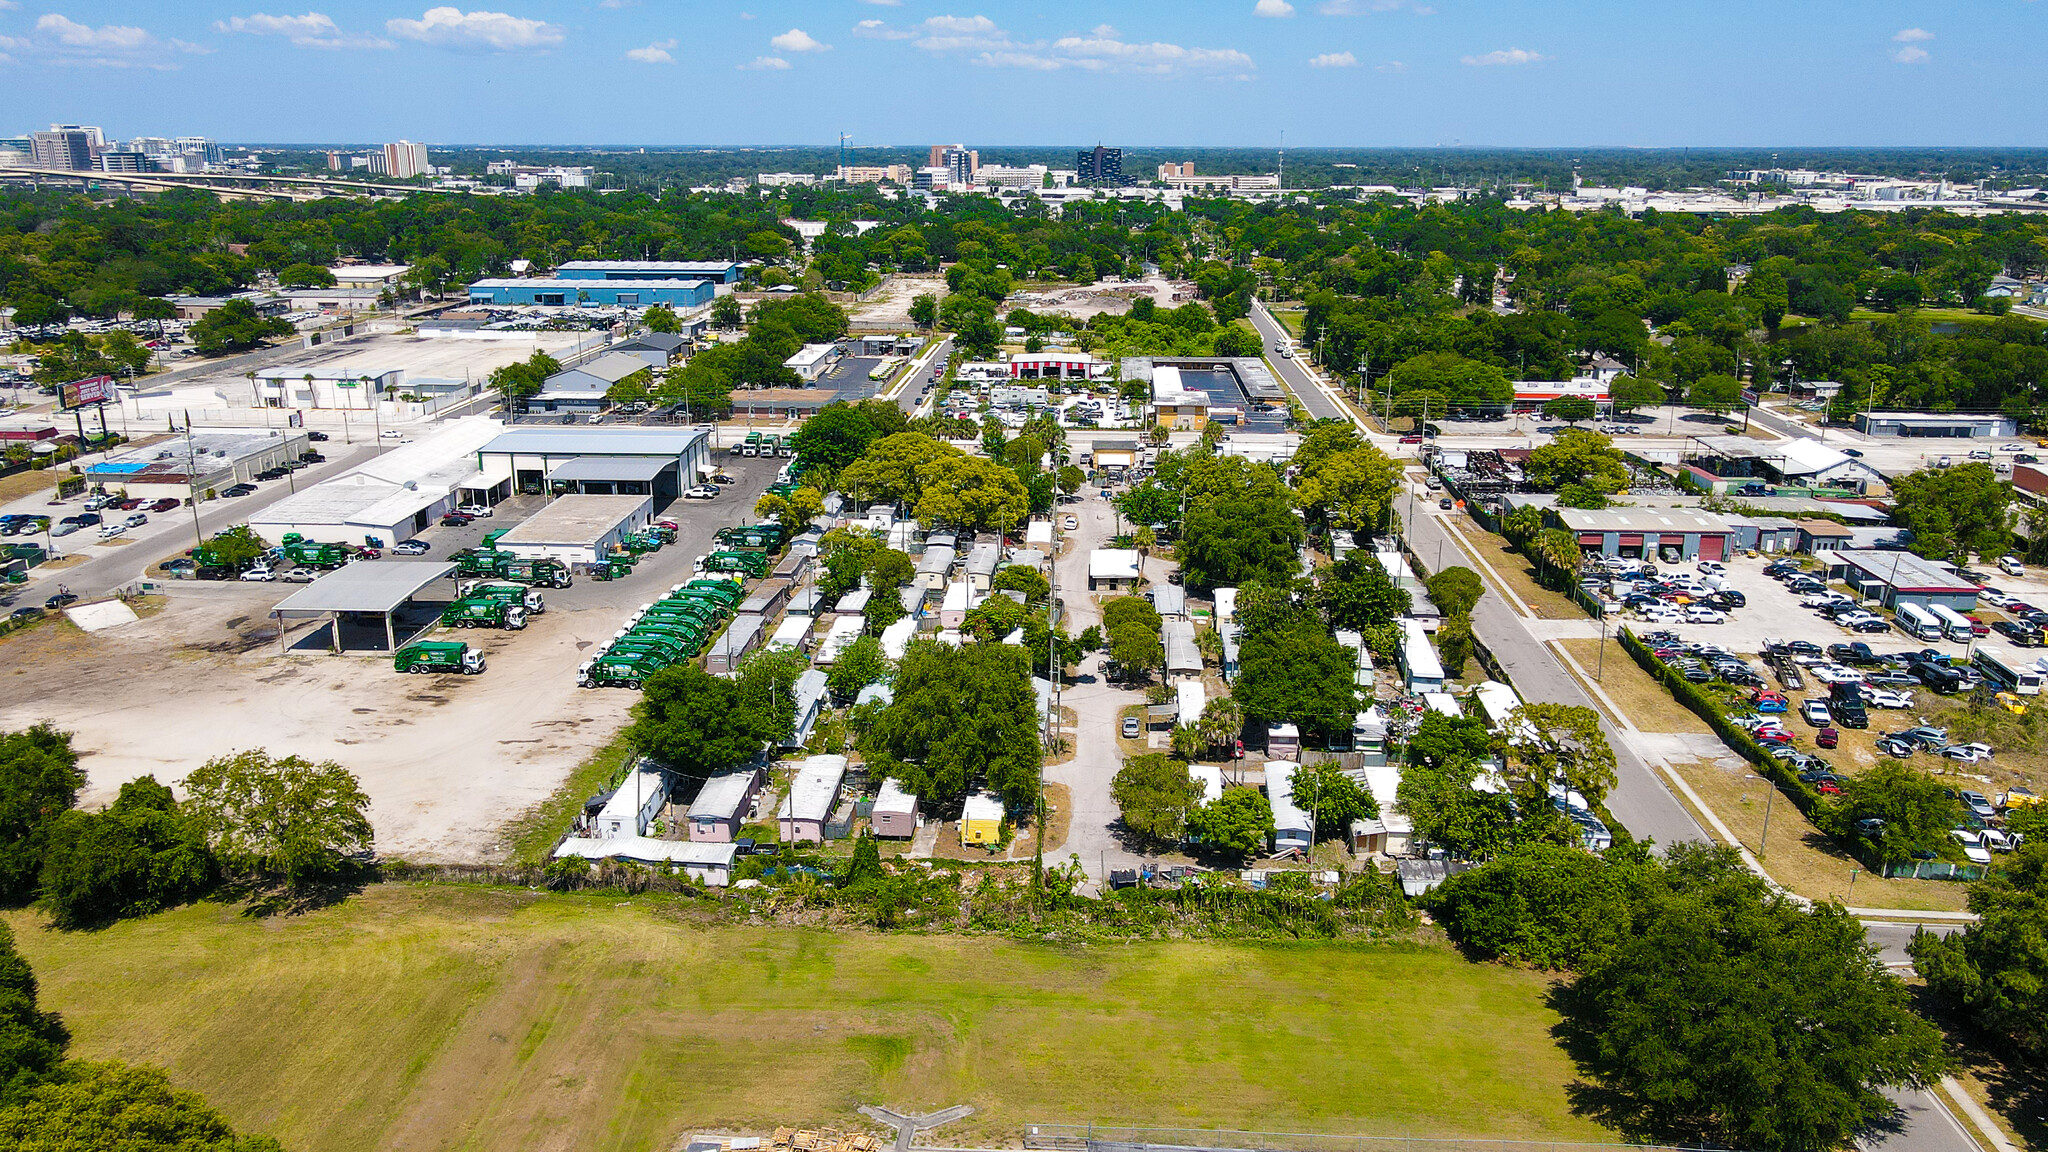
[1255,0,1294,15]
[37,14,150,51]
[597,0,638,7]
[1894,45,1929,63]
[1308,50,1356,67]
[1461,47,1545,66]
[858,0,902,5]
[625,38,675,63]
[738,54,790,70]
[1375,59,1406,72]
[853,19,912,40]
[385,7,564,51]
[909,16,1253,75]
[770,27,830,52]
[214,13,393,50]
[1893,27,1934,42]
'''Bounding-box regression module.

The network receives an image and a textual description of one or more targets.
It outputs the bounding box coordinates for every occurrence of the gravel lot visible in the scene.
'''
[0,456,780,862]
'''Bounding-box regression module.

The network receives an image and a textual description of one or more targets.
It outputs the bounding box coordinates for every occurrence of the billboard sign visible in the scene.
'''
[1740,388,1760,406]
[58,375,115,410]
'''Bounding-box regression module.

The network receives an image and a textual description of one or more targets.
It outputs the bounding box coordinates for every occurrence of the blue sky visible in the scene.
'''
[2,2,2042,147]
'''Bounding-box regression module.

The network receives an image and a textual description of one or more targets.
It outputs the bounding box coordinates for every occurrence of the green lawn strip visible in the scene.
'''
[5,887,1612,1152]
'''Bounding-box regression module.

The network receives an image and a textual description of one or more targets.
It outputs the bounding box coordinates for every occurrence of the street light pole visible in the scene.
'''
[1744,774,1775,859]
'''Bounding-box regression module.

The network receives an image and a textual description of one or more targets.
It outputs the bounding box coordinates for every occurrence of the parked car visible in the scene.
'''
[1121,716,1140,738]
[238,566,276,582]
[1684,606,1727,624]
[392,540,430,556]
[439,513,473,527]
[96,523,125,540]
[306,431,329,441]
[124,512,147,527]
[683,485,719,500]
[148,498,180,513]
[1816,727,1840,748]
[1398,434,1423,444]
[1951,829,1993,865]
[1750,690,1789,713]
[282,569,317,583]
[2001,555,2026,577]
[1876,736,1918,758]
[1062,515,1079,531]
[222,483,256,497]
[1861,686,1913,709]
[43,590,77,609]
[455,503,492,518]
[1994,620,2044,647]
[8,606,43,623]
[1959,790,1998,820]
[1939,743,1993,764]
[1801,698,1832,727]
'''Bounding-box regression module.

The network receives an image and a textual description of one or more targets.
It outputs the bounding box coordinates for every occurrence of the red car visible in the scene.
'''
[1398,434,1424,444]
[116,498,144,511]
[148,498,180,513]
[1816,726,1840,749]
[1965,614,1990,637]
[1816,779,1843,795]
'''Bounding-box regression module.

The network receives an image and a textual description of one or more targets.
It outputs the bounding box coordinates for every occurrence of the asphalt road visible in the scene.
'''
[1246,297,1985,1152]
[896,336,952,415]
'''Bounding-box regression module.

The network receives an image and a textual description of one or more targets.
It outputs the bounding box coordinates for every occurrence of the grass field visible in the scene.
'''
[1444,522,1584,621]
[6,886,1612,1152]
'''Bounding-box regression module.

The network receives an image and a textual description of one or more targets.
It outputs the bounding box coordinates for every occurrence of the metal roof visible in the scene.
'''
[1834,548,1978,593]
[545,456,673,483]
[498,494,650,548]
[557,260,738,274]
[469,277,712,291]
[780,755,847,823]
[687,771,759,822]
[480,426,706,458]
[1556,507,1733,534]
[272,560,456,615]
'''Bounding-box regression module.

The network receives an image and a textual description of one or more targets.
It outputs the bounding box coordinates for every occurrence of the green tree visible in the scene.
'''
[0,1061,285,1151]
[1911,842,2048,1059]
[913,454,1030,532]
[989,565,1050,602]
[909,293,938,330]
[826,634,890,702]
[1186,786,1276,859]
[189,299,291,356]
[276,263,335,288]
[626,666,782,777]
[1561,865,1946,1151]
[1234,625,1359,741]
[1111,753,1203,845]
[1429,842,1634,969]
[1685,373,1745,414]
[180,750,372,889]
[0,921,66,1108]
[0,726,84,903]
[1106,622,1164,682]
[1425,566,1485,619]
[1608,376,1666,415]
[1295,444,1401,533]
[1314,556,1410,632]
[1544,397,1597,425]
[1890,461,2012,562]
[1386,351,1514,407]
[36,777,216,929]
[1102,596,1163,635]
[1525,429,1630,494]
[1502,703,1617,806]
[1289,762,1376,839]
[487,350,561,412]
[1211,324,1263,358]
[1435,613,1476,679]
[860,641,1041,806]
[643,305,681,333]
[841,830,884,890]
[790,402,887,474]
[710,294,744,330]
[1178,492,1305,590]
[836,432,960,505]
[1834,761,1964,865]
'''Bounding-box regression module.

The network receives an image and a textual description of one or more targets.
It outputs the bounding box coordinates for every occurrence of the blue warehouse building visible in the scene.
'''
[467,277,716,308]
[554,260,743,284]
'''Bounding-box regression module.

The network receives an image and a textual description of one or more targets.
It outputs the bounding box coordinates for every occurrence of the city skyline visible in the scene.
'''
[1,1,2044,147]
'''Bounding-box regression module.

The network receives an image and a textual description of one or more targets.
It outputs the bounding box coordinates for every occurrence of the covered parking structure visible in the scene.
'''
[477,426,712,499]
[271,560,457,654]
[545,455,673,496]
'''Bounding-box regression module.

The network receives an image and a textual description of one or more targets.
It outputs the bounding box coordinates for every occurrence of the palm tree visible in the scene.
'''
[1133,524,1156,562]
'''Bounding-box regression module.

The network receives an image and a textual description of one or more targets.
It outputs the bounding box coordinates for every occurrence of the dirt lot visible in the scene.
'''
[848,274,946,328]
[0,586,636,862]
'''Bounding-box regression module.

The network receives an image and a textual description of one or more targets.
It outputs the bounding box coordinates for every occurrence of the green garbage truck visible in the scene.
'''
[590,556,635,581]
[699,550,770,578]
[500,557,572,588]
[621,531,664,554]
[452,548,515,578]
[440,597,528,630]
[457,581,547,614]
[280,533,353,569]
[579,650,670,689]
[393,641,486,675]
[681,579,746,606]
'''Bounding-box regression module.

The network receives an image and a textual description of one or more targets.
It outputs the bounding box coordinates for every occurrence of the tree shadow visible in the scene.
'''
[218,871,371,920]
[1907,983,2048,1150]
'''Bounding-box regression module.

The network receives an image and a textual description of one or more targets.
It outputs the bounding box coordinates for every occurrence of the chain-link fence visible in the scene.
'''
[1018,1125,1728,1152]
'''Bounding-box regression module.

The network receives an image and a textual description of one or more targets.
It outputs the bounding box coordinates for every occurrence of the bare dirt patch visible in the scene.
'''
[0,588,636,862]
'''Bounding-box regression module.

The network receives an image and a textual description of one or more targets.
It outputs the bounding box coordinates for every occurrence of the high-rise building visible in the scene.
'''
[382,140,430,180]
[931,144,978,187]
[1158,161,1195,181]
[50,124,105,150]
[1076,146,1125,186]
[30,130,94,170]
[97,151,155,174]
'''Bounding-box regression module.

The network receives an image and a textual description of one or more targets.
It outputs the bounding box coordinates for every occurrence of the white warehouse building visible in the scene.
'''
[246,417,507,547]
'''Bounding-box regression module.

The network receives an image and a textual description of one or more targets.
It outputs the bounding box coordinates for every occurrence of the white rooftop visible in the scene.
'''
[780,755,847,823]
[688,772,759,822]
[1090,548,1141,580]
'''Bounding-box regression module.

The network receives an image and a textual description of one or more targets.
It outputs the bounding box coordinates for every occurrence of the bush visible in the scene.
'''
[1427,843,1633,968]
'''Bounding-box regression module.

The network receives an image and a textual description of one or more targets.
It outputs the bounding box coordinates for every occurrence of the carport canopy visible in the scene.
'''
[272,560,457,653]
[546,456,672,484]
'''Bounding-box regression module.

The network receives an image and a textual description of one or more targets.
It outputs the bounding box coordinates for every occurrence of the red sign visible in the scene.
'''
[58,375,114,409]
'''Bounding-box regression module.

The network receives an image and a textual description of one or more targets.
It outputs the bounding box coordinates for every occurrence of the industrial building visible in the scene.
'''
[783,343,842,382]
[476,426,715,498]
[554,260,743,285]
[1553,507,1736,562]
[729,388,841,421]
[466,277,716,309]
[526,353,652,414]
[493,494,654,567]
[85,428,310,502]
[1822,548,1982,612]
[1683,436,1886,494]
[248,418,507,547]
[1852,412,2018,439]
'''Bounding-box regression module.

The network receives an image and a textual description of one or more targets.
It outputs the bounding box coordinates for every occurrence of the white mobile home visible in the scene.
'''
[1398,618,1446,693]
[1266,760,1313,852]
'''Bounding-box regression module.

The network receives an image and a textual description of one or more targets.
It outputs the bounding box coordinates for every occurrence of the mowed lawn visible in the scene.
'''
[6,885,1610,1152]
